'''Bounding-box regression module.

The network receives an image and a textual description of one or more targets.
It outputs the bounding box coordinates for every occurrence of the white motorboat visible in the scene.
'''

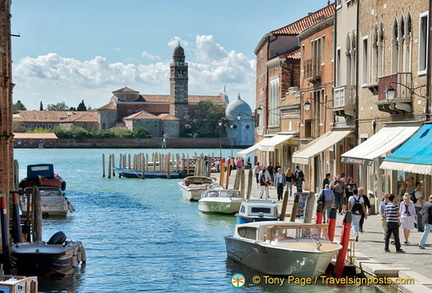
[0,275,38,293]
[224,221,342,277]
[21,186,75,217]
[178,176,215,201]
[198,185,243,214]
[235,199,279,224]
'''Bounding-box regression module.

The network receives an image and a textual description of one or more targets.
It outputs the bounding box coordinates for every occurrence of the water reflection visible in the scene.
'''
[37,265,85,293]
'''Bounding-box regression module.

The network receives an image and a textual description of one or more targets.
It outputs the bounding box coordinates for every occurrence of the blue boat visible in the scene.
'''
[235,199,279,224]
[113,167,183,179]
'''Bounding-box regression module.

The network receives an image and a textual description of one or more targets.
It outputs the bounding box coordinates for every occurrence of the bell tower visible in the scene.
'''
[169,43,188,120]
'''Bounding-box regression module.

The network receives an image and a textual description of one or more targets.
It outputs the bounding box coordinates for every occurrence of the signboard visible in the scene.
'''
[295,192,310,218]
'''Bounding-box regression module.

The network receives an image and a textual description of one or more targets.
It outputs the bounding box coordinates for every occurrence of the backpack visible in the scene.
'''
[351,196,362,215]
[411,190,418,204]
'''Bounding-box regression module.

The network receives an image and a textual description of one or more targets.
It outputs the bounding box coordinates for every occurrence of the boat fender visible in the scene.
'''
[61,181,66,191]
[66,199,75,212]
[78,245,87,263]
[48,231,67,245]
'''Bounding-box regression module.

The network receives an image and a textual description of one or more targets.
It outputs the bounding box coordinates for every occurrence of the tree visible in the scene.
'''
[13,100,27,111]
[77,100,87,111]
[182,100,226,138]
[39,101,44,111]
[47,102,69,111]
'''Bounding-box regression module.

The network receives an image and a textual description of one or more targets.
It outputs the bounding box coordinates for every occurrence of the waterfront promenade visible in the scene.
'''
[227,169,432,292]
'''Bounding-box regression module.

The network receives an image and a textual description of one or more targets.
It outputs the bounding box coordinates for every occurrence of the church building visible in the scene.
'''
[97,44,227,138]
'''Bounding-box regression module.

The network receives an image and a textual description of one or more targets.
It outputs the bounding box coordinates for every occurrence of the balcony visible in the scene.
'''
[304,58,321,84]
[376,73,412,114]
[333,85,356,118]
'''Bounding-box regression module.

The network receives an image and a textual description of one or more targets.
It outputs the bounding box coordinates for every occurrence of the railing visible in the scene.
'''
[377,72,412,102]
[304,58,321,82]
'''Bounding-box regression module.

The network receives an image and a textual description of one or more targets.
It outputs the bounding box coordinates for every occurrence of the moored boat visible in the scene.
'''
[21,186,75,218]
[224,221,342,277]
[114,167,183,179]
[235,199,279,223]
[0,275,38,293]
[11,231,86,276]
[198,185,243,214]
[19,164,66,191]
[178,176,216,201]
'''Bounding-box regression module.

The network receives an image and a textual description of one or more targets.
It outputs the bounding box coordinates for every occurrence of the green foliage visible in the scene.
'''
[47,102,69,111]
[182,100,226,138]
[132,127,152,138]
[77,100,87,111]
[13,100,27,111]
[25,127,50,133]
[39,101,43,111]
[34,125,153,139]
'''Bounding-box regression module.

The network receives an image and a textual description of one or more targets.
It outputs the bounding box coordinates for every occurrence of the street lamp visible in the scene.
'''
[218,120,222,159]
[384,82,429,102]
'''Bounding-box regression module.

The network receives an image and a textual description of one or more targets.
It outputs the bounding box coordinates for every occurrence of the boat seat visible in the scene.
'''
[48,231,67,245]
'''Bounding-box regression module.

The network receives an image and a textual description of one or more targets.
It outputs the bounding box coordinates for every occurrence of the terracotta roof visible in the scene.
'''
[141,95,170,103]
[61,112,98,122]
[98,102,117,110]
[14,133,58,139]
[113,86,139,93]
[13,110,98,123]
[283,48,301,60]
[136,94,225,104]
[124,110,159,120]
[271,4,335,35]
[158,113,180,121]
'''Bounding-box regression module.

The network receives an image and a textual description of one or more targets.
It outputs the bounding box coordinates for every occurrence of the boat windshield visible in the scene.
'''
[265,224,329,242]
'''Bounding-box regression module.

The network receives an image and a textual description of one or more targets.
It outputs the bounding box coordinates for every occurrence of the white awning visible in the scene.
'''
[292,130,352,164]
[341,125,419,166]
[237,137,273,158]
[258,134,295,152]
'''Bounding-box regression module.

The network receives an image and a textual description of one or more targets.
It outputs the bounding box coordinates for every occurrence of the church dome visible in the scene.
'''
[226,93,252,120]
[173,45,184,57]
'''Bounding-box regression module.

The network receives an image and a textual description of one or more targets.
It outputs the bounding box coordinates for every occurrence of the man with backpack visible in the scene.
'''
[347,188,366,242]
[294,166,304,192]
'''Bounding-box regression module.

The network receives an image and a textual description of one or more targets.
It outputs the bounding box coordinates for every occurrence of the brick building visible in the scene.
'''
[98,44,227,138]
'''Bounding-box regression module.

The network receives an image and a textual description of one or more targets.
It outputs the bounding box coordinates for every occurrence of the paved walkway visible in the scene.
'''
[226,169,432,292]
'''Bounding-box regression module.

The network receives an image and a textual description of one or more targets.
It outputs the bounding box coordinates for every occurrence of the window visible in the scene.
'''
[269,77,280,126]
[418,11,429,74]
[362,37,369,84]
[336,48,341,86]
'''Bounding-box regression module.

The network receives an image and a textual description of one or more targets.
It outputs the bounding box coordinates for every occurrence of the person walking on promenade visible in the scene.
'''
[254,162,262,188]
[323,173,331,189]
[267,162,274,182]
[320,184,335,223]
[294,166,305,192]
[347,188,366,242]
[274,168,286,201]
[413,182,424,232]
[345,176,357,214]
[419,195,432,249]
[359,187,370,233]
[384,194,404,253]
[258,166,272,200]
[331,175,345,215]
[380,193,393,242]
[400,193,417,245]
[285,168,294,197]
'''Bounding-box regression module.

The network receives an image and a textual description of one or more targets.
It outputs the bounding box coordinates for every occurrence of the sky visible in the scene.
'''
[11,0,331,111]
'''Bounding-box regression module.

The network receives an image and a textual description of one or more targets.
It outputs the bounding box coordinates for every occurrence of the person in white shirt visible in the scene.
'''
[258,167,272,200]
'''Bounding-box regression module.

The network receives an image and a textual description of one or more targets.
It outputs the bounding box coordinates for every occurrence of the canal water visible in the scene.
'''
[14,148,384,293]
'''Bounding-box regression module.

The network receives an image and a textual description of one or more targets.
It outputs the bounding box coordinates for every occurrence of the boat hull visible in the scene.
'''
[114,167,182,179]
[11,241,85,276]
[235,215,279,224]
[198,198,243,214]
[224,236,341,277]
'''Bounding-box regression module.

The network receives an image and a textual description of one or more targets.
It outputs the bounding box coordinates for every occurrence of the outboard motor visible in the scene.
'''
[47,231,67,245]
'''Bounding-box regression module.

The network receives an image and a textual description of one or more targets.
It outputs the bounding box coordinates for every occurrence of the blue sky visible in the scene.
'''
[11,0,331,110]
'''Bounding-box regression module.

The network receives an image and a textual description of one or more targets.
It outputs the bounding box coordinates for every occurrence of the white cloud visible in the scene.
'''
[12,35,256,110]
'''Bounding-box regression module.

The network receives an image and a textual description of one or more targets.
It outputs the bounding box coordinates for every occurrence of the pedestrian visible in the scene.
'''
[345,176,357,214]
[398,182,407,203]
[380,193,393,242]
[294,165,304,192]
[322,173,331,189]
[254,162,262,188]
[274,168,286,201]
[285,168,294,197]
[384,194,405,253]
[319,184,335,223]
[413,182,424,232]
[419,194,432,249]
[359,187,370,233]
[214,159,220,172]
[267,162,274,182]
[246,157,252,168]
[399,193,417,245]
[236,157,243,169]
[274,162,281,177]
[331,174,345,214]
[347,188,366,242]
[258,166,272,200]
